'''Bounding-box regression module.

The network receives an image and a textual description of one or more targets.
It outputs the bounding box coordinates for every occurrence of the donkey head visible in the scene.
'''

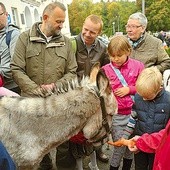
[83,63,117,144]
[89,62,117,115]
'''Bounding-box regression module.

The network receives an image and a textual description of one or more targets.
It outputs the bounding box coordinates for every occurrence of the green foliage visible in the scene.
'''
[68,0,170,36]
[68,0,93,35]
[136,0,170,32]
[165,48,170,57]
[68,0,137,37]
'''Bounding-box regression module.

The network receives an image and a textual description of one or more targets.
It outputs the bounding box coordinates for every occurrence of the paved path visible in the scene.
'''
[53,143,135,170]
[83,143,135,170]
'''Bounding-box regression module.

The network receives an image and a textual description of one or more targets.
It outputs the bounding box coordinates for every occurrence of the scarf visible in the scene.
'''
[128,33,145,49]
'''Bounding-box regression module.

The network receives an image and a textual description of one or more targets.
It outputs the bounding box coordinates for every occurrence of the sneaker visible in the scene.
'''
[88,162,99,170]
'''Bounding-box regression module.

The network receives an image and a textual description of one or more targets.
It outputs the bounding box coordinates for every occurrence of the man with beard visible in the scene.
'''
[11,2,77,170]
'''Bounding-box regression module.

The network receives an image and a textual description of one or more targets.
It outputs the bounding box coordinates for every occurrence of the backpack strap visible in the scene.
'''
[6,24,20,48]
[70,37,77,54]
[6,30,13,48]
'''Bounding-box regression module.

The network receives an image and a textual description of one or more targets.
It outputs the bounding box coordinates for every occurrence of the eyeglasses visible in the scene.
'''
[125,25,142,29]
[0,12,4,16]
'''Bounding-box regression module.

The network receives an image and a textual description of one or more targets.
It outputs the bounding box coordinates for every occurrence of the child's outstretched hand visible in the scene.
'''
[108,138,136,148]
[128,136,140,153]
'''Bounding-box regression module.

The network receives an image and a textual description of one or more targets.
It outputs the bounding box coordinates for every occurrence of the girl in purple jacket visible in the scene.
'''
[102,35,144,170]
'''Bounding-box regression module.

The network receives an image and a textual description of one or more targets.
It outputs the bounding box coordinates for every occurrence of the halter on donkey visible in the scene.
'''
[0,63,117,169]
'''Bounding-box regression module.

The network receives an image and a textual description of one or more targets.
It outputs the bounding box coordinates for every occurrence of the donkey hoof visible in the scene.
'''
[88,162,99,170]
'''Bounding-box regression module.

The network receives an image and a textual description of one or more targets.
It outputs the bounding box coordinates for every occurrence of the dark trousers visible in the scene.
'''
[56,141,76,170]
[134,151,155,170]
[38,153,53,170]
[10,86,21,95]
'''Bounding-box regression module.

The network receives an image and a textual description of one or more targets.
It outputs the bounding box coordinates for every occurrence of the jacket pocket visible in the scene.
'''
[25,49,40,77]
[55,48,67,60]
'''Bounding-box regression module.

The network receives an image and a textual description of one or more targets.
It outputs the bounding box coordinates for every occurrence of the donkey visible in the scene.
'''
[0,63,117,169]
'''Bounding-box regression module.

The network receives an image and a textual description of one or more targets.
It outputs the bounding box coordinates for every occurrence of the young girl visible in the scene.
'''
[102,35,144,170]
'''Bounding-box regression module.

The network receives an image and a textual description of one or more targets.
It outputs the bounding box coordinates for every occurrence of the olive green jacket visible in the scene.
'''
[11,22,77,96]
[130,32,170,73]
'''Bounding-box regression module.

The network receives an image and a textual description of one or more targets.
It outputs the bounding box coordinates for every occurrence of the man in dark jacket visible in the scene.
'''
[56,15,109,170]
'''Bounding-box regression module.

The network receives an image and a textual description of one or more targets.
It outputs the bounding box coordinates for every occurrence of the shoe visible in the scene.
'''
[96,151,109,163]
[88,162,99,170]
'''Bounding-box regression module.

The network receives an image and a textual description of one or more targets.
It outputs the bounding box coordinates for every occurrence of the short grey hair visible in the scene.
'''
[128,12,148,27]
[0,2,6,12]
[43,2,66,15]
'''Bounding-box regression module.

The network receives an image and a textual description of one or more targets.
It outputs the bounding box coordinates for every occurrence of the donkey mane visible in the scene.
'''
[54,76,97,96]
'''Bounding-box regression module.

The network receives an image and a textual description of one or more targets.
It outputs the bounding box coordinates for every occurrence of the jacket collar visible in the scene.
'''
[155,89,165,99]
[29,22,63,44]
[110,57,130,69]
[76,33,100,53]
[128,32,146,49]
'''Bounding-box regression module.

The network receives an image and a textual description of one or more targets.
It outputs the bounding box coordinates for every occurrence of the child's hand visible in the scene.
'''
[114,87,130,97]
[128,136,140,153]
[108,138,136,148]
[128,144,139,152]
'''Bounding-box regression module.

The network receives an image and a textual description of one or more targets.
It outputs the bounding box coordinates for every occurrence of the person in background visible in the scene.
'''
[56,14,109,170]
[0,74,18,170]
[128,120,170,170]
[123,67,170,170]
[126,12,170,74]
[102,35,144,170]
[0,2,20,94]
[0,75,4,87]
[0,73,19,96]
[157,30,165,43]
[10,2,77,170]
[165,33,170,48]
[0,140,16,170]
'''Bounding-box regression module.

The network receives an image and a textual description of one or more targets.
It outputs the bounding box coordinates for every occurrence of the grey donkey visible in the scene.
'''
[0,63,117,169]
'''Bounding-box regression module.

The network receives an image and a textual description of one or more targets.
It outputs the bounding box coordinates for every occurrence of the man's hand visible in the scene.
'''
[31,83,56,97]
[40,83,55,92]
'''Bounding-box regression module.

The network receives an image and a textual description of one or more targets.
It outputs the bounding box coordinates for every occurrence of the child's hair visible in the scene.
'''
[108,35,132,57]
[136,67,162,98]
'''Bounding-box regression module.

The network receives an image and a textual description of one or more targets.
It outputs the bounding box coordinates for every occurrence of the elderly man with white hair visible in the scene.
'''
[126,12,170,74]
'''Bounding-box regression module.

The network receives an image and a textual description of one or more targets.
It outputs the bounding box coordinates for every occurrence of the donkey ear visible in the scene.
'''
[96,69,110,95]
[89,62,101,83]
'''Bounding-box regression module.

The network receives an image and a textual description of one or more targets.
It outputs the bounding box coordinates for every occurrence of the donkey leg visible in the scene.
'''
[76,158,83,170]
[88,151,99,170]
[56,141,76,170]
